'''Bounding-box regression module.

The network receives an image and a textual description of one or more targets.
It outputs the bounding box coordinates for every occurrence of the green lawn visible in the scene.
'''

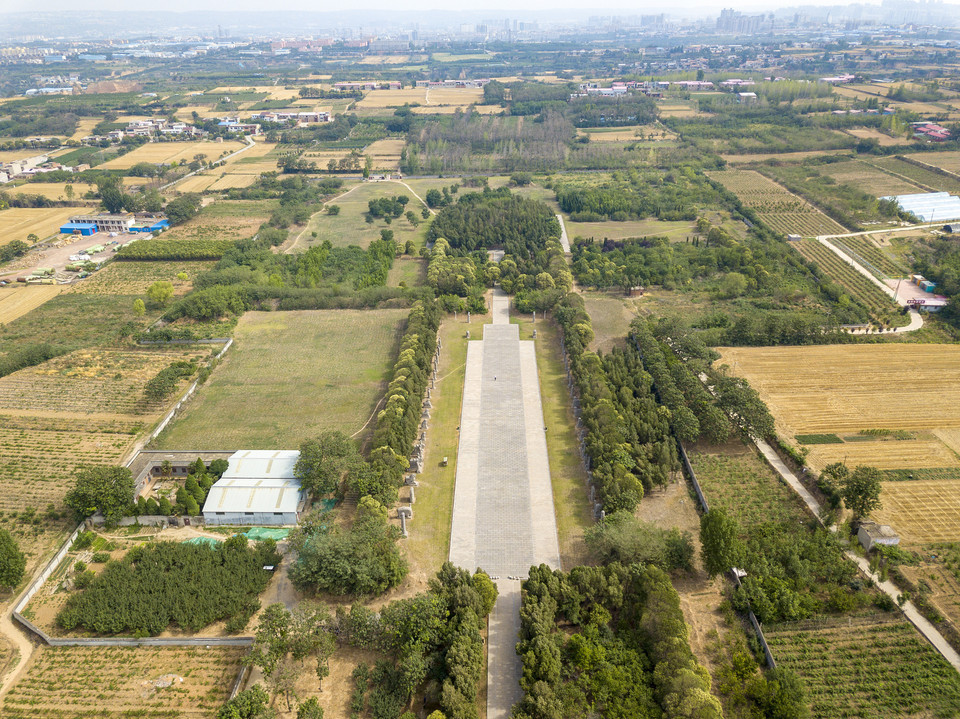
[153,309,407,449]
[294,182,431,251]
[566,217,697,242]
[387,257,426,287]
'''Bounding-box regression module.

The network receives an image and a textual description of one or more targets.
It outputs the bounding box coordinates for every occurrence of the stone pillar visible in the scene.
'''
[409,486,416,504]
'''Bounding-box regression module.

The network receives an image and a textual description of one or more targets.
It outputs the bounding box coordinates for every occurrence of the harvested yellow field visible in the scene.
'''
[359,54,410,64]
[356,88,427,107]
[174,105,221,121]
[935,428,960,455]
[717,344,960,438]
[874,481,960,544]
[99,141,247,169]
[0,285,62,323]
[581,125,673,142]
[410,104,502,115]
[658,104,701,117]
[211,85,301,101]
[174,174,219,193]
[427,87,485,105]
[69,117,100,141]
[5,182,96,200]
[0,207,77,244]
[0,149,56,162]
[208,174,257,190]
[806,439,960,471]
[844,127,912,147]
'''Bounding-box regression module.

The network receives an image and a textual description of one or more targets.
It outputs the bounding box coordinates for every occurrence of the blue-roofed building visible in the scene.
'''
[60,222,98,236]
[131,219,169,233]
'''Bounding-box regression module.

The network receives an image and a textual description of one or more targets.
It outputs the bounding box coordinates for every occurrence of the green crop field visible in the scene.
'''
[688,442,810,527]
[791,240,900,317]
[292,181,431,251]
[154,309,408,449]
[766,616,960,718]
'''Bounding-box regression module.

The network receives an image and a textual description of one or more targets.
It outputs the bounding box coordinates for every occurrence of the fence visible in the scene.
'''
[631,332,777,670]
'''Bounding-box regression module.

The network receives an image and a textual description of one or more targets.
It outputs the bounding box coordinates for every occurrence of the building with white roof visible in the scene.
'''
[882,192,960,223]
[202,450,305,526]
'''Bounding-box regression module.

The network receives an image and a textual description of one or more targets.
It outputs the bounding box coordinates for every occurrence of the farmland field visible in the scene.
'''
[2,645,244,719]
[830,235,908,278]
[907,150,960,174]
[0,207,78,245]
[717,344,960,543]
[159,200,277,242]
[867,157,960,195]
[292,181,430,251]
[707,170,847,236]
[0,285,62,323]
[98,140,247,170]
[566,217,696,242]
[0,347,204,416]
[688,441,810,527]
[4,182,98,201]
[68,260,213,296]
[154,309,407,449]
[843,126,914,147]
[819,159,923,196]
[766,615,960,719]
[790,239,897,312]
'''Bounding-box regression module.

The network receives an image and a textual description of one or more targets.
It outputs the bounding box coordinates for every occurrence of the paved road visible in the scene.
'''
[556,214,571,254]
[815,238,925,334]
[448,289,560,719]
[754,436,960,672]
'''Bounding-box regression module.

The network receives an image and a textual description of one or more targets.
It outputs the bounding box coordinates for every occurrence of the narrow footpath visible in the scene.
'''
[448,289,561,718]
[754,437,960,672]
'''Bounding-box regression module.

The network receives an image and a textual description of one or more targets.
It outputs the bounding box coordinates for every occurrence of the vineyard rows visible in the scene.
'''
[0,348,203,417]
[762,212,846,237]
[792,240,894,312]
[832,237,906,279]
[766,618,960,718]
[3,645,244,719]
[871,157,960,195]
[0,415,138,514]
[709,170,847,236]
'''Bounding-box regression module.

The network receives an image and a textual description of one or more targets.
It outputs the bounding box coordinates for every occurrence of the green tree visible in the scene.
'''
[425,188,443,208]
[26,233,39,244]
[64,466,135,525]
[297,697,324,719]
[246,603,292,678]
[842,465,883,521]
[700,508,743,578]
[295,431,362,497]
[147,281,175,307]
[132,298,146,318]
[0,528,26,590]
[326,205,340,216]
[217,685,271,719]
[64,184,74,201]
[472,570,498,616]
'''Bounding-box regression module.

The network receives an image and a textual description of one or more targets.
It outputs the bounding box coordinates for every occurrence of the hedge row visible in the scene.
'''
[514,563,721,719]
[554,293,676,513]
[116,239,235,261]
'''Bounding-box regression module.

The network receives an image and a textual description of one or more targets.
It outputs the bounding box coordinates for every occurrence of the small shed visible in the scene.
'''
[202,450,305,526]
[920,280,937,293]
[857,521,900,552]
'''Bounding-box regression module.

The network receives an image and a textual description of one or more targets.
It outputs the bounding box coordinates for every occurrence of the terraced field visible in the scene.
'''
[791,239,895,312]
[708,170,847,236]
[766,617,960,718]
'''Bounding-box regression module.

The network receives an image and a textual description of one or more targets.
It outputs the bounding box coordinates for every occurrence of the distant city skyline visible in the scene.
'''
[3,0,951,18]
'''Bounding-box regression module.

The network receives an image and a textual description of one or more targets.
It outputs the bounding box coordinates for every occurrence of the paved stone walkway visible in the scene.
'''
[448,289,561,718]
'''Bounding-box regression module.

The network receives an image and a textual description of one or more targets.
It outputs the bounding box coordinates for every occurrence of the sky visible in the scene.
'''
[0,0,901,16]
